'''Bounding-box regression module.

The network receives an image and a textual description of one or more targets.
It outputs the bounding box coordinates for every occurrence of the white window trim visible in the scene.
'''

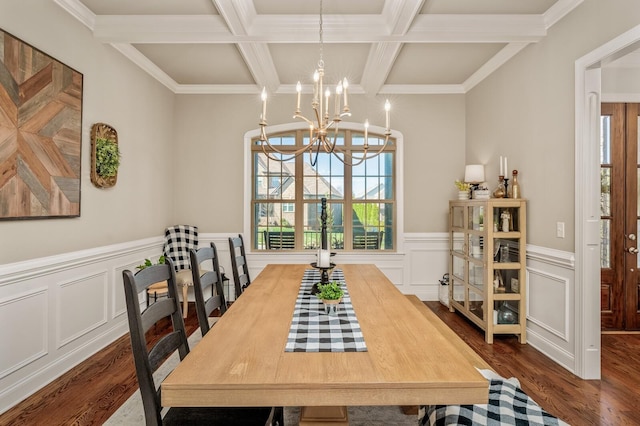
[243,121,404,254]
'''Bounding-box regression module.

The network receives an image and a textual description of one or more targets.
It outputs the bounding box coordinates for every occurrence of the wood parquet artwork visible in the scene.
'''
[0,29,82,219]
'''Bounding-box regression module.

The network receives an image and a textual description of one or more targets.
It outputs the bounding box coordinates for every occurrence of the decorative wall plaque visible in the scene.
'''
[0,28,83,219]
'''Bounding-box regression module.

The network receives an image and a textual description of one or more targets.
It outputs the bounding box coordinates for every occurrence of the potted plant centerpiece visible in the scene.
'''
[316,281,344,315]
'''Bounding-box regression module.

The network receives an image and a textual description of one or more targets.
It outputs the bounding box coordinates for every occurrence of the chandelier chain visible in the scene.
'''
[318,0,324,67]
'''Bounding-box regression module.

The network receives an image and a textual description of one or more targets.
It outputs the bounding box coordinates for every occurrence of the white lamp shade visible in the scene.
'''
[464,164,485,184]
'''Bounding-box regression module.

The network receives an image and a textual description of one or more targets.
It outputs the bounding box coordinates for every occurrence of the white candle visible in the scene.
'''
[296,81,301,111]
[342,78,349,108]
[261,87,267,121]
[364,120,369,146]
[335,82,342,116]
[385,99,391,130]
[504,157,508,176]
[500,156,503,176]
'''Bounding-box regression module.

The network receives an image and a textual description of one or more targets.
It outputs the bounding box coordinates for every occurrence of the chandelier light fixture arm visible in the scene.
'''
[257,0,391,167]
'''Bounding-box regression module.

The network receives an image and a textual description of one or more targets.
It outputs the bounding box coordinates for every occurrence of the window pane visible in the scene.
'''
[352,202,392,249]
[303,152,345,200]
[302,202,344,250]
[353,133,390,146]
[600,219,610,268]
[255,134,295,146]
[601,167,610,216]
[601,115,611,164]
[255,154,295,200]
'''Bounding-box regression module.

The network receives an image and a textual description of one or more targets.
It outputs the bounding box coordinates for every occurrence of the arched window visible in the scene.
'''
[250,127,396,252]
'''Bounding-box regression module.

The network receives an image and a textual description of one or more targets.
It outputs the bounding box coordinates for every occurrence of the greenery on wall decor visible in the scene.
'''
[95,138,120,177]
[90,122,120,188]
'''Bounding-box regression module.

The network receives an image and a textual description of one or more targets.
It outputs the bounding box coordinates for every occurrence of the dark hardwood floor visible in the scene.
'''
[1,301,639,425]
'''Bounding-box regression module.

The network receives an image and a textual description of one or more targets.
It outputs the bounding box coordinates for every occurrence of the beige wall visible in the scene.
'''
[0,0,176,263]
[603,67,640,95]
[172,93,466,235]
[466,0,640,251]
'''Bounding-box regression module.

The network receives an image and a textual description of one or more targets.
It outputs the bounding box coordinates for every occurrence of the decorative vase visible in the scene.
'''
[322,298,342,315]
[458,190,469,200]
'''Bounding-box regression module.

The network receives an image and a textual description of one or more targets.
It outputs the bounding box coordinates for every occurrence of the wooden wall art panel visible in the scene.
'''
[0,28,83,220]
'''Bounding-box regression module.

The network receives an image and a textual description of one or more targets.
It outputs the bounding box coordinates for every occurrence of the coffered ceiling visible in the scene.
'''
[54,0,584,95]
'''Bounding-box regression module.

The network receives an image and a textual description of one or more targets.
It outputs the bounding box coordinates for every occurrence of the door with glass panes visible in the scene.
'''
[600,103,640,331]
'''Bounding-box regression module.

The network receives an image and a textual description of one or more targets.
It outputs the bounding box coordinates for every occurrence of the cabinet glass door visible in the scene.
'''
[451,206,464,228]
[468,289,484,322]
[452,278,464,305]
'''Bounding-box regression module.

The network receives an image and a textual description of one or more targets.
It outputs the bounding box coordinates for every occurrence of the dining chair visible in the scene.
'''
[229,234,251,299]
[163,225,198,318]
[190,242,227,337]
[122,259,283,426]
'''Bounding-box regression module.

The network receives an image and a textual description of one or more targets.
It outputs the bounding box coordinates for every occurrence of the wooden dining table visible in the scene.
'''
[162,263,489,424]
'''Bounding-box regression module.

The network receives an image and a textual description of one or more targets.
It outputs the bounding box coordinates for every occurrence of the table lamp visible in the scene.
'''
[464,164,485,193]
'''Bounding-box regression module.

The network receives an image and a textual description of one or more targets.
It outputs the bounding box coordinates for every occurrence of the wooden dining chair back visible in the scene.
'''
[190,242,227,337]
[123,258,190,425]
[123,258,282,426]
[229,234,251,299]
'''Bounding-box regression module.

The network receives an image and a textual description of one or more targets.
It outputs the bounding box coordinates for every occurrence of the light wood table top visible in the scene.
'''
[162,264,488,408]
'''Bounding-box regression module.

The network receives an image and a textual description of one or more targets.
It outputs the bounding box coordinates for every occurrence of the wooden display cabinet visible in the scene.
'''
[448,198,527,344]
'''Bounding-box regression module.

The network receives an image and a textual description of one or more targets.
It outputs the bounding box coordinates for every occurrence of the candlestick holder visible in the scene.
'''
[503,178,510,198]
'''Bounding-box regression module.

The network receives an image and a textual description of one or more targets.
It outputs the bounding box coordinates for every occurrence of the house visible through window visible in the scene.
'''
[251,128,395,251]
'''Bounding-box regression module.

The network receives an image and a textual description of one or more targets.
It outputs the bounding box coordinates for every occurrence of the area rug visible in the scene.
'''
[104,327,418,425]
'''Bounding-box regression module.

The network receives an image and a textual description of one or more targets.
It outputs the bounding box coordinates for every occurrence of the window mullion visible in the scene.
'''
[294,129,304,250]
[344,130,353,250]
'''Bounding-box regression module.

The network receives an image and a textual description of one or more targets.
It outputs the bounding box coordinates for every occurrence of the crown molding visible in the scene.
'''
[543,0,585,29]
[462,42,530,92]
[53,0,95,30]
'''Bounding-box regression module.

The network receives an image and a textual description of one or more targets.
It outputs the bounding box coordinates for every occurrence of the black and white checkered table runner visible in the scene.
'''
[285,269,367,352]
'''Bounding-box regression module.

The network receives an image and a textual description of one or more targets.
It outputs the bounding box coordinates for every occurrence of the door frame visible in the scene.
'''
[575,24,640,379]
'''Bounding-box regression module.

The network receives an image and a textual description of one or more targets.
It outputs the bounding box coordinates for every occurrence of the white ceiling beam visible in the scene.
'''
[213,0,256,35]
[382,0,425,35]
[236,43,280,92]
[90,14,547,44]
[360,43,404,95]
[379,84,465,95]
[405,14,546,43]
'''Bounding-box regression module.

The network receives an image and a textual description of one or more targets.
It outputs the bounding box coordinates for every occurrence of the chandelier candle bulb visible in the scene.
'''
[296,81,302,111]
[385,99,391,131]
[261,87,267,122]
[335,83,342,117]
[343,78,349,112]
[364,120,369,146]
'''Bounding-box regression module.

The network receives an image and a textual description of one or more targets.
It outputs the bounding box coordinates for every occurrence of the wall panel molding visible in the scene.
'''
[0,288,48,380]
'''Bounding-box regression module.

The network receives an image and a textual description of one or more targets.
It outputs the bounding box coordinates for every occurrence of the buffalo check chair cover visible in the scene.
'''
[163,225,198,317]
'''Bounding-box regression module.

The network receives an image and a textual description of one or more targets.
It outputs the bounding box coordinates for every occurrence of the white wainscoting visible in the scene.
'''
[525,245,576,374]
[0,237,163,415]
[0,233,576,415]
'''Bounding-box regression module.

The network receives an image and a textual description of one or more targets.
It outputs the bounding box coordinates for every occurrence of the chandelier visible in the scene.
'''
[258,0,391,166]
